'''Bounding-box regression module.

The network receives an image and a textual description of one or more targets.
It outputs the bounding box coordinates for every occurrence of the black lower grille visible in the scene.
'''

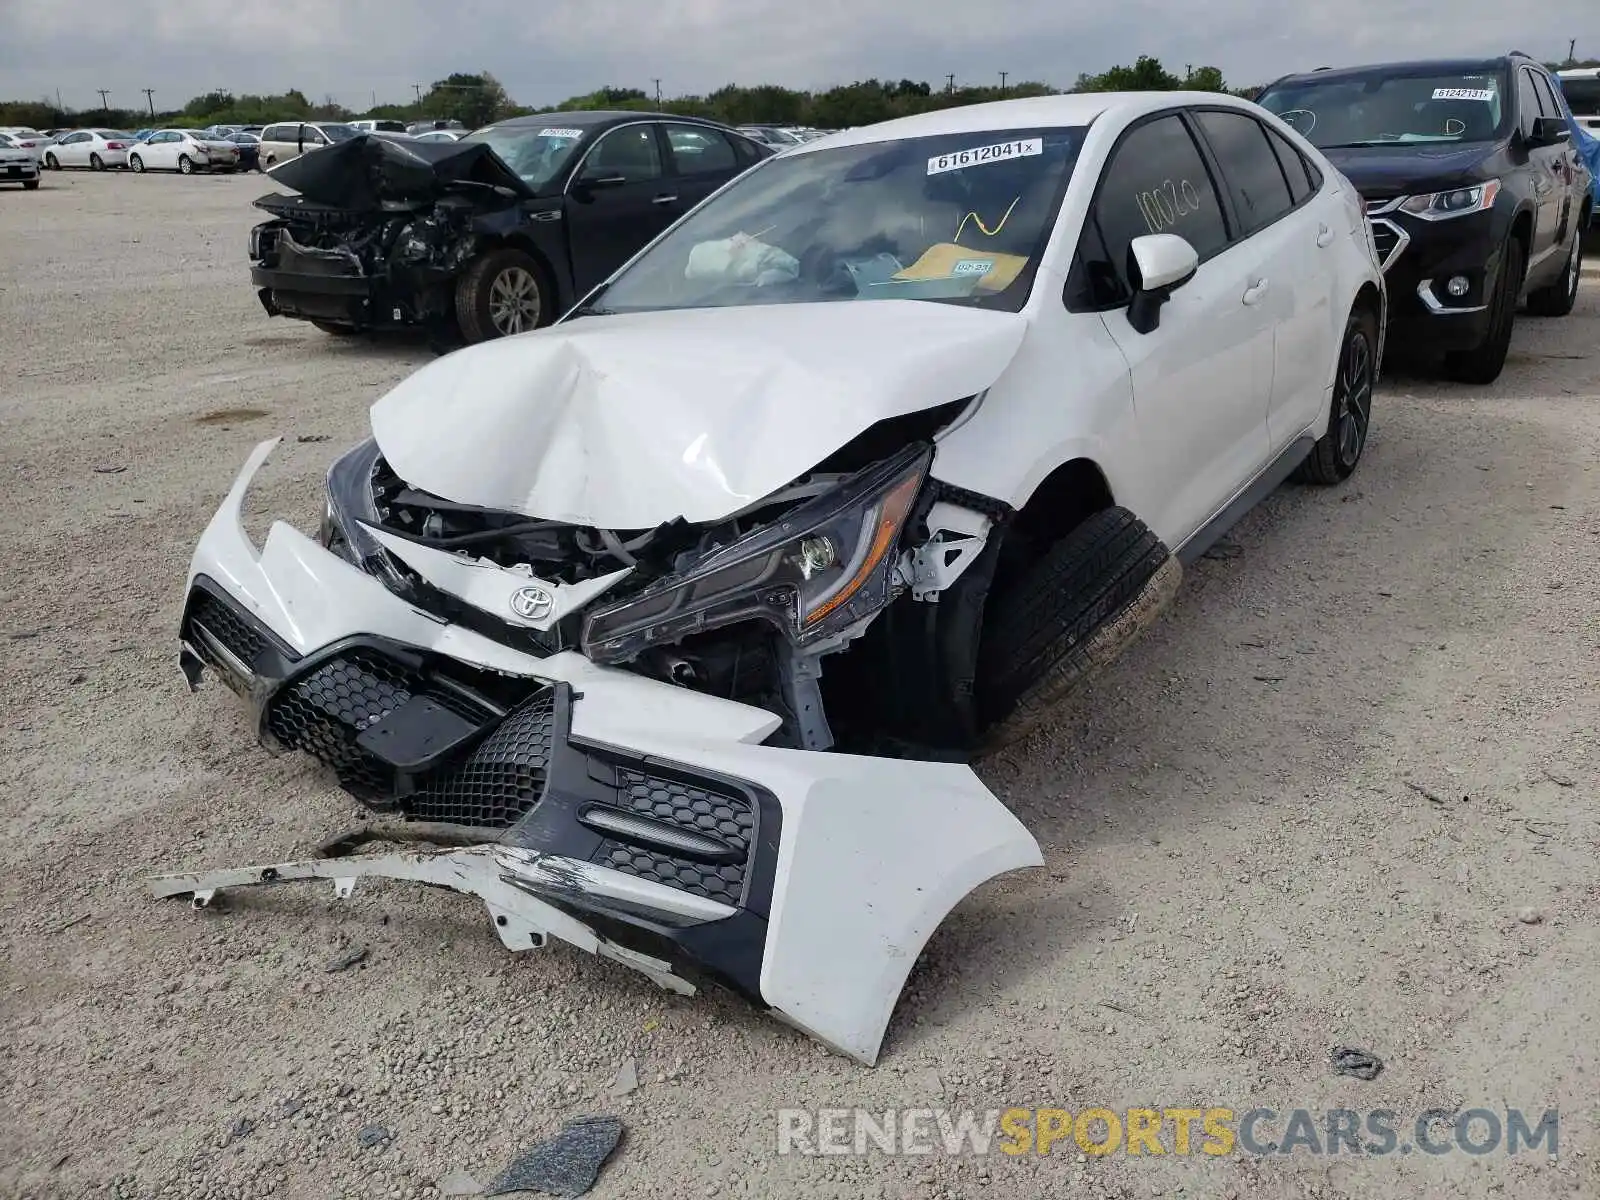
[405,691,556,828]
[264,649,495,798]
[188,590,269,670]
[593,769,756,902]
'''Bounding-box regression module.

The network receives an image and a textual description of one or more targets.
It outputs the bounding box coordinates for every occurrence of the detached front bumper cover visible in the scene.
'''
[155,438,1043,1066]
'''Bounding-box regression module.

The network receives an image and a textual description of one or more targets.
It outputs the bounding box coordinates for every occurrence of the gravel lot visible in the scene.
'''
[2,170,1598,1200]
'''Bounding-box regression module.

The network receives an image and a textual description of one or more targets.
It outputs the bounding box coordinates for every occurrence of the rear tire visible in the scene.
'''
[23,180,39,190]
[455,248,550,342]
[90,153,104,171]
[1294,305,1377,485]
[977,506,1181,752]
[1525,228,1583,317]
[1441,235,1523,384]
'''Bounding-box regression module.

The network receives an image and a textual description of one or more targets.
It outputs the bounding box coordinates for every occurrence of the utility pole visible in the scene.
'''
[999,71,1008,94]
[96,88,110,112]
[412,83,423,108]
[142,88,155,117]
[1568,38,1577,65]
[946,73,955,94]
[653,79,662,110]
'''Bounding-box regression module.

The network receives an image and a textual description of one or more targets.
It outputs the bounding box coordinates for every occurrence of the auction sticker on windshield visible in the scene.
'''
[1432,88,1495,101]
[540,128,584,139]
[928,138,1043,176]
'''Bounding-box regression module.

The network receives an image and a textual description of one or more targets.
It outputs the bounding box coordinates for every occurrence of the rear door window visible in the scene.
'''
[663,123,738,175]
[1531,71,1562,118]
[1263,125,1317,204]
[1194,110,1296,235]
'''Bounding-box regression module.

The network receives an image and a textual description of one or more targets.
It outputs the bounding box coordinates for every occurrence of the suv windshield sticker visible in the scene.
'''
[927,137,1042,176]
[1433,88,1495,101]
[539,128,583,139]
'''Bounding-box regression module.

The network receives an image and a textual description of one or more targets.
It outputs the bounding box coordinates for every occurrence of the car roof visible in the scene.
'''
[493,110,729,130]
[1266,57,1516,88]
[788,92,1261,153]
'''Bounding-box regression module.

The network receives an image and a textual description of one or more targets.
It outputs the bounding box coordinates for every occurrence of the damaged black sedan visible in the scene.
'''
[248,111,774,342]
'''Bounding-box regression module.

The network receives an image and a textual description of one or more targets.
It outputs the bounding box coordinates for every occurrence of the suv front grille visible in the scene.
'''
[1367,218,1407,272]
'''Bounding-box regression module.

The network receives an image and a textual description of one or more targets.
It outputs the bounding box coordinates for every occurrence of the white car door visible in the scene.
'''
[1191,108,1338,454]
[1076,111,1274,549]
[58,132,89,166]
[142,132,168,169]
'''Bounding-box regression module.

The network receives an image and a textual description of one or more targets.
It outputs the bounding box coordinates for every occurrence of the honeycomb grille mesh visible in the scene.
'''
[188,591,269,668]
[405,690,556,828]
[264,651,422,794]
[594,770,756,903]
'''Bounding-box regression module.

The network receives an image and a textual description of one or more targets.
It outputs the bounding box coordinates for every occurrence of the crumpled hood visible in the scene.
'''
[369,300,1028,529]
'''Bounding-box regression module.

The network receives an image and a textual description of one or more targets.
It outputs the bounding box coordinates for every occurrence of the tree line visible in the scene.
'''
[5,53,1597,133]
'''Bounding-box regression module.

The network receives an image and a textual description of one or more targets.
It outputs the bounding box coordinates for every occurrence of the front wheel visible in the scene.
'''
[129,153,145,173]
[44,153,58,170]
[23,179,39,190]
[1442,235,1524,384]
[455,248,550,342]
[1295,306,1378,485]
[89,153,104,171]
[976,506,1181,752]
[1525,228,1583,317]
[177,155,194,175]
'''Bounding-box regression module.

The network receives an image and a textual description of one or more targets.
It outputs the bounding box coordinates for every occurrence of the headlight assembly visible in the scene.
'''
[322,438,408,589]
[1398,179,1500,219]
[582,444,932,664]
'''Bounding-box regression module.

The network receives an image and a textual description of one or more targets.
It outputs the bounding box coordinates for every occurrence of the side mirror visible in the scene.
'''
[1125,234,1199,335]
[1528,116,1570,148]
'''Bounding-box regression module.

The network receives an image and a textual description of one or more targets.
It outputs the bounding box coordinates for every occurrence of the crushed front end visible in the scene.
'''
[163,438,1041,1065]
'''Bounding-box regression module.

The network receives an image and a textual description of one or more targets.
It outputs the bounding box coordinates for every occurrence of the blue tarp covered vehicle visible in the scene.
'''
[1550,75,1599,227]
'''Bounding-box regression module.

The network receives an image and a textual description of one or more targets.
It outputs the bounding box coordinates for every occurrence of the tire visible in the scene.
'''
[44,153,58,170]
[129,153,144,173]
[455,248,550,342]
[1441,235,1523,384]
[1294,305,1378,485]
[976,506,1182,751]
[90,153,104,171]
[23,180,39,190]
[178,155,194,175]
[1525,226,1583,317]
[311,321,361,336]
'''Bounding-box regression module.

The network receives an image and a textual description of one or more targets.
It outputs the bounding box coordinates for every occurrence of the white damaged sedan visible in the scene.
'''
[158,93,1384,1065]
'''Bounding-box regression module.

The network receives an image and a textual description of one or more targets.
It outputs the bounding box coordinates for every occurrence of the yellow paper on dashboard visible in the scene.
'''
[894,242,1028,291]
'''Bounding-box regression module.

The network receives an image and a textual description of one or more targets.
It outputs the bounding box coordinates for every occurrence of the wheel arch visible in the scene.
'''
[1008,456,1117,549]
[489,233,568,315]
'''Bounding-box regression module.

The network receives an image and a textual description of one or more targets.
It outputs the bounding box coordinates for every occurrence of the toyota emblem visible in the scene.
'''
[509,585,555,622]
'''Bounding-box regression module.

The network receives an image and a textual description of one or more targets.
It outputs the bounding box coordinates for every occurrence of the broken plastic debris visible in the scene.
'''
[483,1115,624,1198]
[325,945,369,972]
[437,1167,484,1196]
[1330,1046,1383,1080]
[357,1124,394,1149]
[607,1057,638,1097]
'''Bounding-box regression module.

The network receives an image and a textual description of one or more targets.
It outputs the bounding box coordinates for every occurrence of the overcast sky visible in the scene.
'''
[3,0,1596,112]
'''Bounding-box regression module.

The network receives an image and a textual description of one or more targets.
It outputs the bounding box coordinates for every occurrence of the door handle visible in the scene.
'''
[1242,278,1270,305]
[651,193,679,206]
[1316,224,1335,248]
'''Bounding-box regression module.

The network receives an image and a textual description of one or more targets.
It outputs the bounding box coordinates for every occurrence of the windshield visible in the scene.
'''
[1258,70,1509,147]
[590,126,1084,316]
[1559,76,1600,117]
[460,124,585,188]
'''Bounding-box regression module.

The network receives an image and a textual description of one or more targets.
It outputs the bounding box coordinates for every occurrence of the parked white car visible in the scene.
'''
[42,129,134,170]
[128,129,241,174]
[0,129,47,162]
[0,137,41,188]
[163,93,1384,1068]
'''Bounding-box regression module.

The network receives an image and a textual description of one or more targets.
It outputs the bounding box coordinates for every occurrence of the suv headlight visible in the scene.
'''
[1399,179,1500,219]
[582,444,932,664]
